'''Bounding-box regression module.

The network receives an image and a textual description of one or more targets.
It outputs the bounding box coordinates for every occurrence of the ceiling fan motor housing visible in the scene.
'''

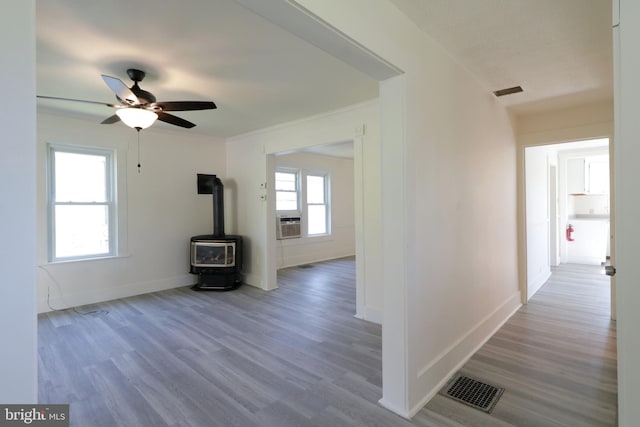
[122,69,156,104]
[127,68,146,82]
[130,84,156,104]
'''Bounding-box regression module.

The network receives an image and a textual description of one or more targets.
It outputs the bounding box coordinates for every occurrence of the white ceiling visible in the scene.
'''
[37,0,613,142]
[388,0,613,114]
[36,0,379,138]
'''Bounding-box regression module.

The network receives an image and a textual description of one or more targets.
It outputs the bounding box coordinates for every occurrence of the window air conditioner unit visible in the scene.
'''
[277,216,301,239]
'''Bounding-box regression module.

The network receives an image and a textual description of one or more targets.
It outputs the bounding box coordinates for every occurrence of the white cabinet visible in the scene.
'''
[567,158,585,194]
[566,155,609,195]
[586,157,610,194]
[566,219,609,265]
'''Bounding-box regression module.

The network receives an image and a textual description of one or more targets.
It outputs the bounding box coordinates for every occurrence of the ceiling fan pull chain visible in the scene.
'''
[136,128,142,173]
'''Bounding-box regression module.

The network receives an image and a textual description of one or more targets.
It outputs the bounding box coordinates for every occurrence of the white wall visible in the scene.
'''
[517,100,613,146]
[289,0,520,417]
[524,146,552,299]
[0,0,38,403]
[615,1,640,423]
[275,152,355,268]
[226,100,383,323]
[36,111,226,312]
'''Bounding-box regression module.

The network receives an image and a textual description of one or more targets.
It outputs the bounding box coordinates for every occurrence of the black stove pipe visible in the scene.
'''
[212,177,225,237]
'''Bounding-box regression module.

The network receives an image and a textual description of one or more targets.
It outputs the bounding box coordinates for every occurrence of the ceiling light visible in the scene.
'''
[116,108,158,129]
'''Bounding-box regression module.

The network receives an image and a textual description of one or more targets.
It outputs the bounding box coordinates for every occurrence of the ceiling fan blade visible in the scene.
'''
[149,101,217,111]
[101,114,121,124]
[37,95,118,108]
[101,75,139,105]
[156,112,196,128]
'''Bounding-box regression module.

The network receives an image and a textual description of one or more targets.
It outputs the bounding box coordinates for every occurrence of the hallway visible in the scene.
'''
[421,264,617,426]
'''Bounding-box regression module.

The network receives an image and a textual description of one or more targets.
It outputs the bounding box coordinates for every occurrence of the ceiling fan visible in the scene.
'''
[38,68,217,130]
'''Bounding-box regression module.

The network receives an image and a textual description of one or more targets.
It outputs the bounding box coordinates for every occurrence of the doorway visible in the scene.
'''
[272,141,356,270]
[266,139,377,321]
[524,137,614,317]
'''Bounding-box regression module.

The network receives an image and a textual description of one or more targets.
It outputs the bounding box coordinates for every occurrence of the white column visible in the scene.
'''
[614,0,640,423]
[0,0,38,403]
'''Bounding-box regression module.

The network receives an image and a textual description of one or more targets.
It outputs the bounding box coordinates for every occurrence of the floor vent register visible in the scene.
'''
[440,374,504,413]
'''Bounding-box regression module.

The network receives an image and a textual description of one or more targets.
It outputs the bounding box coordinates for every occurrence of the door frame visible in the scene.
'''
[519,134,615,320]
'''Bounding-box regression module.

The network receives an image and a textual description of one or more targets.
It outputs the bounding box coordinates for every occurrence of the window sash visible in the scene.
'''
[307,204,327,235]
[48,144,116,261]
[276,190,298,211]
[306,174,328,236]
[275,171,297,191]
[53,151,108,202]
[276,169,300,212]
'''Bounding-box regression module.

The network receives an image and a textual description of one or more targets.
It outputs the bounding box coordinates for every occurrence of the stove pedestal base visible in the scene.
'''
[192,273,241,291]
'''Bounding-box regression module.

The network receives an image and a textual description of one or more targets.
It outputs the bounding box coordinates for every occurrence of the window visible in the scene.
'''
[274,168,330,237]
[48,144,116,261]
[275,169,299,211]
[306,174,329,235]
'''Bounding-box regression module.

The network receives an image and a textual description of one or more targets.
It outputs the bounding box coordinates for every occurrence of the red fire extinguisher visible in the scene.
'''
[566,224,575,242]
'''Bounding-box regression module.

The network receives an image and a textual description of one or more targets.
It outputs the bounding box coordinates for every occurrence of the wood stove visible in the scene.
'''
[190,174,242,290]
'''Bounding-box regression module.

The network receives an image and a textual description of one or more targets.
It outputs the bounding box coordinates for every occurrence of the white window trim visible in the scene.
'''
[47,143,118,262]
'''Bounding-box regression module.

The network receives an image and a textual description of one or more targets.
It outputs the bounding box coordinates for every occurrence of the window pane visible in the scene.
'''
[55,205,110,258]
[276,191,298,211]
[308,205,326,235]
[307,175,325,204]
[55,151,107,202]
[275,172,296,191]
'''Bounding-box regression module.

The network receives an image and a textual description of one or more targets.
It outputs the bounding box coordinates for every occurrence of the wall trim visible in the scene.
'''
[39,274,195,313]
[378,398,411,420]
[517,121,613,148]
[229,99,378,143]
[232,0,402,80]
[242,273,271,291]
[354,306,383,325]
[407,290,522,418]
[277,252,356,270]
[527,270,552,301]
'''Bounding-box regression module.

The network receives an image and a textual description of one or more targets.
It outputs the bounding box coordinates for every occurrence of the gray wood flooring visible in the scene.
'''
[38,259,617,426]
[420,263,617,427]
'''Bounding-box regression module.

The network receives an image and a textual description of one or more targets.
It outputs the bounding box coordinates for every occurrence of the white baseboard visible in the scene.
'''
[39,274,195,313]
[566,256,605,266]
[406,291,522,418]
[278,252,356,270]
[354,306,383,325]
[241,273,263,289]
[528,269,552,300]
[378,398,411,420]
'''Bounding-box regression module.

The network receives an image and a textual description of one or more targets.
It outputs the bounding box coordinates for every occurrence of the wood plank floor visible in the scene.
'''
[38,259,617,426]
[419,263,617,427]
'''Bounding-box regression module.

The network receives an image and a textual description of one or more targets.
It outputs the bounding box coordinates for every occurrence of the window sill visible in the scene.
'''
[307,233,331,239]
[279,234,333,245]
[45,253,131,265]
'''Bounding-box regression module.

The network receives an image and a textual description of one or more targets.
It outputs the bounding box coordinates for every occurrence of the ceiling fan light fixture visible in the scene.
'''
[116,108,158,129]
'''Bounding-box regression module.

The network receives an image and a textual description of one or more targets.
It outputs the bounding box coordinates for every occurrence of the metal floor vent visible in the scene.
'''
[440,374,504,413]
